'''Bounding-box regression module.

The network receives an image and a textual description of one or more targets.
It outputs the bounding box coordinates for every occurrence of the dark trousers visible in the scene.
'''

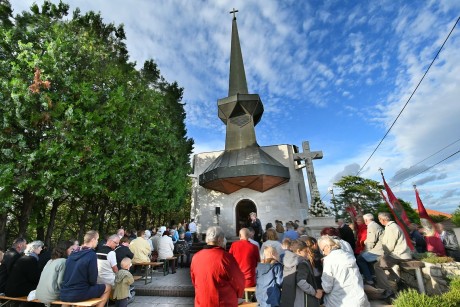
[115,298,128,307]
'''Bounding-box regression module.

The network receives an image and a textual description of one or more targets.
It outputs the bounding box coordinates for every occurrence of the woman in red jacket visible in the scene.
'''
[191,226,245,307]
[354,216,367,255]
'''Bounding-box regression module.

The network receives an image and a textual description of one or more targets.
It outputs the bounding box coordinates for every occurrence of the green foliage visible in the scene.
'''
[413,252,454,264]
[393,289,443,307]
[332,176,385,219]
[451,207,460,227]
[377,198,420,224]
[394,277,460,307]
[429,214,449,223]
[0,0,194,247]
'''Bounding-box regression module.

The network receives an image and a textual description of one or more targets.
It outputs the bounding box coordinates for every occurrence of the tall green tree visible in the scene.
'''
[332,176,385,219]
[0,0,193,248]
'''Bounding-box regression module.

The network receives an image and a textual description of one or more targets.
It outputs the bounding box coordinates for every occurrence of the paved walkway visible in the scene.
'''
[130,266,392,306]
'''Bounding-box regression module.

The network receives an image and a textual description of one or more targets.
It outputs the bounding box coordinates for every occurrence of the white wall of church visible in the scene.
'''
[191,144,310,238]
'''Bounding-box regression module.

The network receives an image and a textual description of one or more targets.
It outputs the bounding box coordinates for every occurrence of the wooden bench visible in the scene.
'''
[133,261,164,284]
[244,286,256,302]
[240,302,257,306]
[399,260,426,294]
[133,275,143,281]
[0,295,103,307]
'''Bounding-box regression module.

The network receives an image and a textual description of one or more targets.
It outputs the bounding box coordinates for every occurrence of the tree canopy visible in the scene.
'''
[0,0,193,248]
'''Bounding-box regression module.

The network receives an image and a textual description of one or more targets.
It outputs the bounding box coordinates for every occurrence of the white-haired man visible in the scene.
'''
[191,226,244,306]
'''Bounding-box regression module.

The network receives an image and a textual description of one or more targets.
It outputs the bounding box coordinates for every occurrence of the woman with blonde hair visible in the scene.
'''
[256,246,283,307]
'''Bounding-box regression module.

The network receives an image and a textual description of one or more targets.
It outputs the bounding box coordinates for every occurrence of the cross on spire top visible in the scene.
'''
[230,8,238,20]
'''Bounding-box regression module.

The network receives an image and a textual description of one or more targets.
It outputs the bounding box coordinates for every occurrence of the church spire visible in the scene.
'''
[228,8,248,96]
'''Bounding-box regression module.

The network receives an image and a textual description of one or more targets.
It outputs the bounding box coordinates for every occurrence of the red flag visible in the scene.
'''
[415,187,446,256]
[382,176,412,226]
[381,191,415,251]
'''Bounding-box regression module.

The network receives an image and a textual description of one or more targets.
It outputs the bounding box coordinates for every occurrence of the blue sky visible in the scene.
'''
[11,1,460,213]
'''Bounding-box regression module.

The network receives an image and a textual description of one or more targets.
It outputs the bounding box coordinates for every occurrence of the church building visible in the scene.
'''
[190,10,331,237]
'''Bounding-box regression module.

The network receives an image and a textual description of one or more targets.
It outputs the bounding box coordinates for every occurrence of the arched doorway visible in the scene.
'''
[235,199,257,236]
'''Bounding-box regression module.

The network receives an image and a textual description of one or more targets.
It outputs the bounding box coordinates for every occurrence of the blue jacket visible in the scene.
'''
[60,247,99,301]
[256,261,283,307]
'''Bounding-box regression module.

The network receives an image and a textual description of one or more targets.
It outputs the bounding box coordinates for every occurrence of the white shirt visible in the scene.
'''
[158,236,174,260]
[189,222,197,233]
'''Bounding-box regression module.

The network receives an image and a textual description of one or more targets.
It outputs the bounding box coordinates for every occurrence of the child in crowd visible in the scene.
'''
[280,238,291,263]
[113,257,135,307]
[256,246,283,307]
[280,240,322,307]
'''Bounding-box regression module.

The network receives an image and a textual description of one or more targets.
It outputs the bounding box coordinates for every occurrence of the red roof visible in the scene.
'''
[415,208,452,218]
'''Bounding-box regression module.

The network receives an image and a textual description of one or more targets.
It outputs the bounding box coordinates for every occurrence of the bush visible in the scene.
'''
[452,207,460,227]
[393,289,442,307]
[413,252,454,263]
[394,276,460,307]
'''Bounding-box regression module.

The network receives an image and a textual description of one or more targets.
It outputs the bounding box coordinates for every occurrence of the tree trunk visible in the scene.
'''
[125,203,133,229]
[0,211,7,250]
[45,199,61,247]
[140,206,147,229]
[36,202,46,241]
[18,190,35,239]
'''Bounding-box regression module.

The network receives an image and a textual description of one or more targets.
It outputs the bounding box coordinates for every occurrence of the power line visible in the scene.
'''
[392,149,460,187]
[356,16,460,176]
[394,137,460,178]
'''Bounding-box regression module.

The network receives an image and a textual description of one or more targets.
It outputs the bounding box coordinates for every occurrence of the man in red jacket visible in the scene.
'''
[229,228,260,287]
[191,226,244,307]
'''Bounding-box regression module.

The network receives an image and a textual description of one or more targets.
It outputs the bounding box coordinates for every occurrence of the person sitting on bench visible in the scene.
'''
[0,238,27,294]
[60,230,111,307]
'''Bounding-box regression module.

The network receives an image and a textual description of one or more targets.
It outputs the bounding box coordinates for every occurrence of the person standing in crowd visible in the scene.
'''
[247,227,261,252]
[36,240,73,304]
[260,229,284,260]
[60,230,111,307]
[256,246,283,307]
[354,216,367,255]
[280,240,322,307]
[318,236,369,307]
[409,223,427,253]
[188,219,197,243]
[436,223,460,261]
[337,219,356,251]
[320,227,353,255]
[284,222,299,240]
[5,240,44,297]
[248,212,263,244]
[0,237,27,294]
[117,228,125,239]
[275,221,285,242]
[229,228,260,288]
[113,257,134,307]
[191,226,245,307]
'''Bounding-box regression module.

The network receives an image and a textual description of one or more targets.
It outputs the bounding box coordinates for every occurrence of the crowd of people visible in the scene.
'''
[190,212,460,307]
[0,213,459,307]
[0,219,198,306]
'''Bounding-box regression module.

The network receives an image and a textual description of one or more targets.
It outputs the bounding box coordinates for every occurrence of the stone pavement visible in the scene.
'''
[129,266,392,307]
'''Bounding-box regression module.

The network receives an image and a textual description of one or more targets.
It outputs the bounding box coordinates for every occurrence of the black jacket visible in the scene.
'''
[5,255,40,297]
[339,224,356,251]
[115,245,134,270]
[0,248,21,293]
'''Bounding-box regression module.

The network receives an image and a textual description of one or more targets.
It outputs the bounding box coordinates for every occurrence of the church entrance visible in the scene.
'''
[235,199,257,236]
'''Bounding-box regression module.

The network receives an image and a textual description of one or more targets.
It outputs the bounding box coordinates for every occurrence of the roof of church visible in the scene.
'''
[198,9,290,194]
